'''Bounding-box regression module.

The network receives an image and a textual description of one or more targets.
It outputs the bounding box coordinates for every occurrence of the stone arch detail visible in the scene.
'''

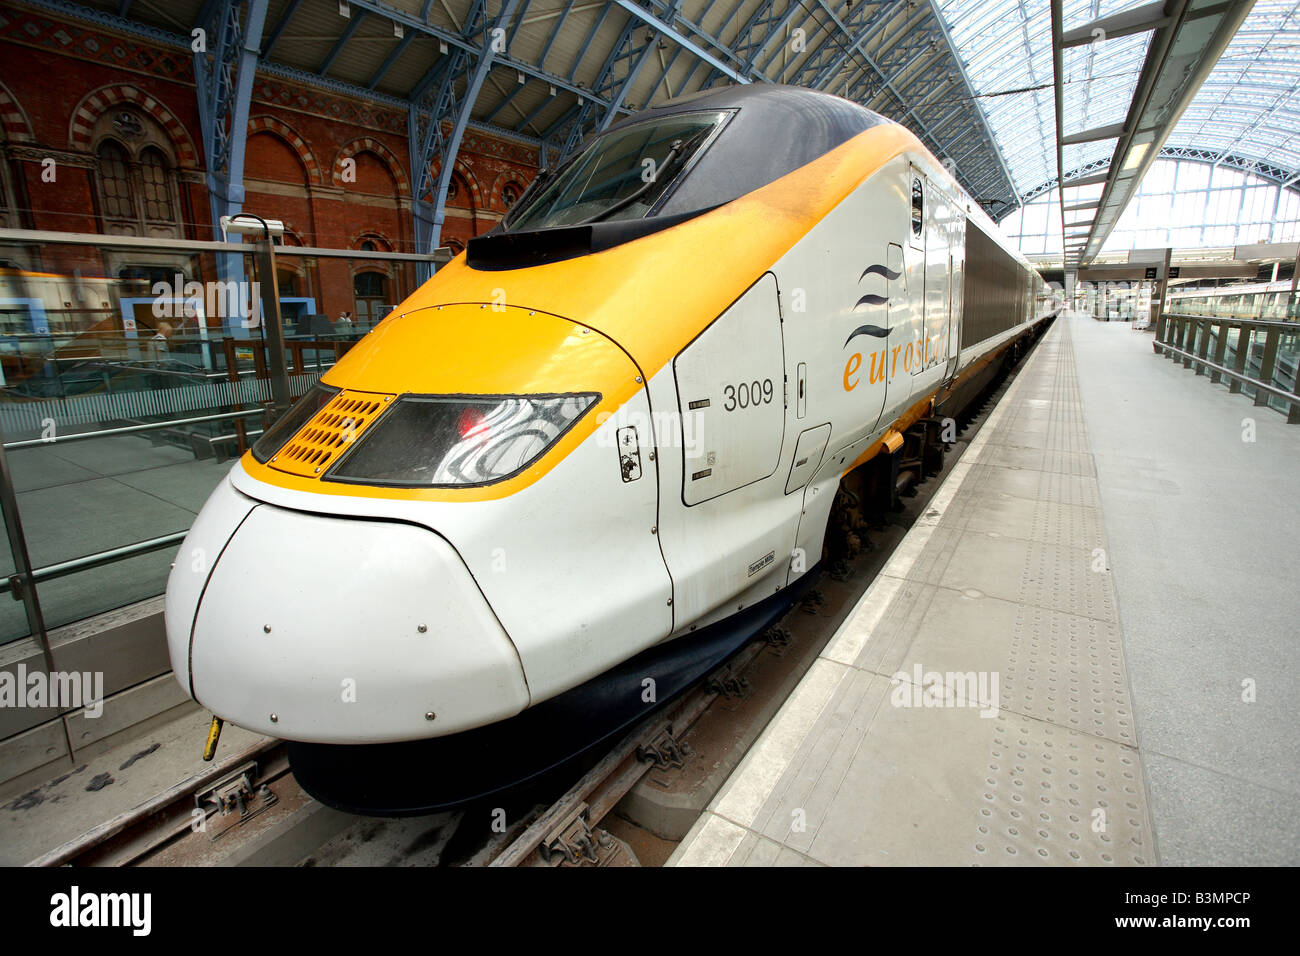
[69,84,197,165]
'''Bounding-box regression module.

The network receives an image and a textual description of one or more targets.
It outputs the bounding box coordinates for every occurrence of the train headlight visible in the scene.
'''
[323,393,600,487]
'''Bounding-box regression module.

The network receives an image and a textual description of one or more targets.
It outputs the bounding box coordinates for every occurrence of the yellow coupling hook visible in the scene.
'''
[202,716,223,762]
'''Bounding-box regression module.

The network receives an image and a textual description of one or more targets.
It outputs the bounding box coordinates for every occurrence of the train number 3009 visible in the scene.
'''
[723,379,775,411]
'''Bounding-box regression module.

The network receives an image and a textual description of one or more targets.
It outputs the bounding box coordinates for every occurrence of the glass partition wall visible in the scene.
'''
[0,230,442,650]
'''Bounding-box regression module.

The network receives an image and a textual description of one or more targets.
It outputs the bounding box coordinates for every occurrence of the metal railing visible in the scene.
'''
[1154,312,1300,423]
[0,226,443,671]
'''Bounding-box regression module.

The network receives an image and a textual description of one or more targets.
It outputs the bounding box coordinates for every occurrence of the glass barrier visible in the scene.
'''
[0,233,439,645]
[1270,327,1300,414]
[1168,288,1299,322]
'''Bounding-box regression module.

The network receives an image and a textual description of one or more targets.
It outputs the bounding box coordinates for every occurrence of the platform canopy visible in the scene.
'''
[936,0,1300,271]
[46,1,1300,256]
[66,0,1025,249]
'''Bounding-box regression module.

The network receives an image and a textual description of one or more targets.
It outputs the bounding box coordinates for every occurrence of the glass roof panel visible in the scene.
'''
[1165,0,1300,176]
[1061,31,1150,136]
[937,0,1300,206]
[937,0,1156,197]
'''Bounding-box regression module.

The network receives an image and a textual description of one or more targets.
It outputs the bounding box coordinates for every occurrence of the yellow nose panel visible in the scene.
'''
[268,390,394,478]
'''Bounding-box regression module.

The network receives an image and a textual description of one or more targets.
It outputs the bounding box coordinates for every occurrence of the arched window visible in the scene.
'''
[354,271,388,326]
[139,147,174,222]
[98,140,135,220]
[90,109,182,237]
[360,240,376,252]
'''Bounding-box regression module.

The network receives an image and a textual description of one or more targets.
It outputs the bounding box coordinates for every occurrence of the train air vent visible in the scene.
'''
[268,390,393,478]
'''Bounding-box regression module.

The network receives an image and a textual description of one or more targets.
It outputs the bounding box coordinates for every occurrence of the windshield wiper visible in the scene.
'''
[501,166,555,231]
[574,138,689,226]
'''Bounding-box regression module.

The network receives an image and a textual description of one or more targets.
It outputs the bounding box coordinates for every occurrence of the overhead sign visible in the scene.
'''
[1233,242,1300,262]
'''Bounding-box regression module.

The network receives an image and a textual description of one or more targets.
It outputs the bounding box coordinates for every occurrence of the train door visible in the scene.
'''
[908,172,927,376]
[920,182,949,375]
[889,240,912,384]
[947,214,967,382]
[661,272,799,630]
[881,167,927,421]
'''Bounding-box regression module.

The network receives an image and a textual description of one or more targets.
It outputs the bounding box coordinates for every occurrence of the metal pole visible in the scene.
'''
[1153,247,1172,340]
[253,237,291,419]
[0,440,54,673]
[1195,319,1211,375]
[1210,319,1230,385]
[1254,328,1280,408]
[0,437,76,762]
[1230,324,1250,394]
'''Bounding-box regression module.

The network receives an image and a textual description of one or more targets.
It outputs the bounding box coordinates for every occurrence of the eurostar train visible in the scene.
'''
[166,84,1057,810]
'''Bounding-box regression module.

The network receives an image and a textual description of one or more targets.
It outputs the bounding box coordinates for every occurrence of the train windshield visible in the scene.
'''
[505,110,729,231]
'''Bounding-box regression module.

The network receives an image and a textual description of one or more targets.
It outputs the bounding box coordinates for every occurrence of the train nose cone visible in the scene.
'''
[168,490,530,743]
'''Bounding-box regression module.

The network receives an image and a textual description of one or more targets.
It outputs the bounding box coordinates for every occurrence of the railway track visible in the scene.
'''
[27,738,288,867]
[28,338,1036,869]
[485,637,775,867]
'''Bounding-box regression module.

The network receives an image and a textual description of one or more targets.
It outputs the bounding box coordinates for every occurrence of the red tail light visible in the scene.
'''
[457,407,488,439]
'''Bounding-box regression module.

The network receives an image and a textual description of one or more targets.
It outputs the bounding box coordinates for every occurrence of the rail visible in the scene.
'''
[2,408,261,451]
[2,531,188,598]
[1154,312,1300,424]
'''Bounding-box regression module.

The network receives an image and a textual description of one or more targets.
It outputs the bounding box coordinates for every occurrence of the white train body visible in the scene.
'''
[166,86,1056,745]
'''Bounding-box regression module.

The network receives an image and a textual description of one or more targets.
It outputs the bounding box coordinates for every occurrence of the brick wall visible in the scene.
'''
[0,4,539,318]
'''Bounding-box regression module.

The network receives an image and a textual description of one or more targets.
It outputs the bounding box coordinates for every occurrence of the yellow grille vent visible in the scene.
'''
[269,390,393,478]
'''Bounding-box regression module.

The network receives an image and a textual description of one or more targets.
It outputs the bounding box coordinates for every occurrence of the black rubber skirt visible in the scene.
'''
[287,571,814,816]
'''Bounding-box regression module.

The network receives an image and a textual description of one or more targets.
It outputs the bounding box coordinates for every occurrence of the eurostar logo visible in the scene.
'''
[844,262,898,347]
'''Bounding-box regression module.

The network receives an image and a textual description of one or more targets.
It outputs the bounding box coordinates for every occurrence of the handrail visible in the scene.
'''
[1154,339,1300,405]
[1161,312,1299,331]
[0,227,448,263]
[1155,312,1300,423]
[2,531,187,596]
[2,409,262,451]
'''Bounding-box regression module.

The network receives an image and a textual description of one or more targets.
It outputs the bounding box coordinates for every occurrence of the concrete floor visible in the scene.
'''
[1069,314,1300,865]
[671,312,1299,867]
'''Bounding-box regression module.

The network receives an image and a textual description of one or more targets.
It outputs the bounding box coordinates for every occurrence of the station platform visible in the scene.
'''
[669,311,1300,867]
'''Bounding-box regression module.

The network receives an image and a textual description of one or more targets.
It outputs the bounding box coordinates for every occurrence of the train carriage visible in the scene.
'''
[165,84,1058,811]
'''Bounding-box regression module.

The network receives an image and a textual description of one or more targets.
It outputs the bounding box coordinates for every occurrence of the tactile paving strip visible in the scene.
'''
[973,320,1147,864]
[975,713,1149,866]
[1017,537,1117,623]
[1002,605,1133,745]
